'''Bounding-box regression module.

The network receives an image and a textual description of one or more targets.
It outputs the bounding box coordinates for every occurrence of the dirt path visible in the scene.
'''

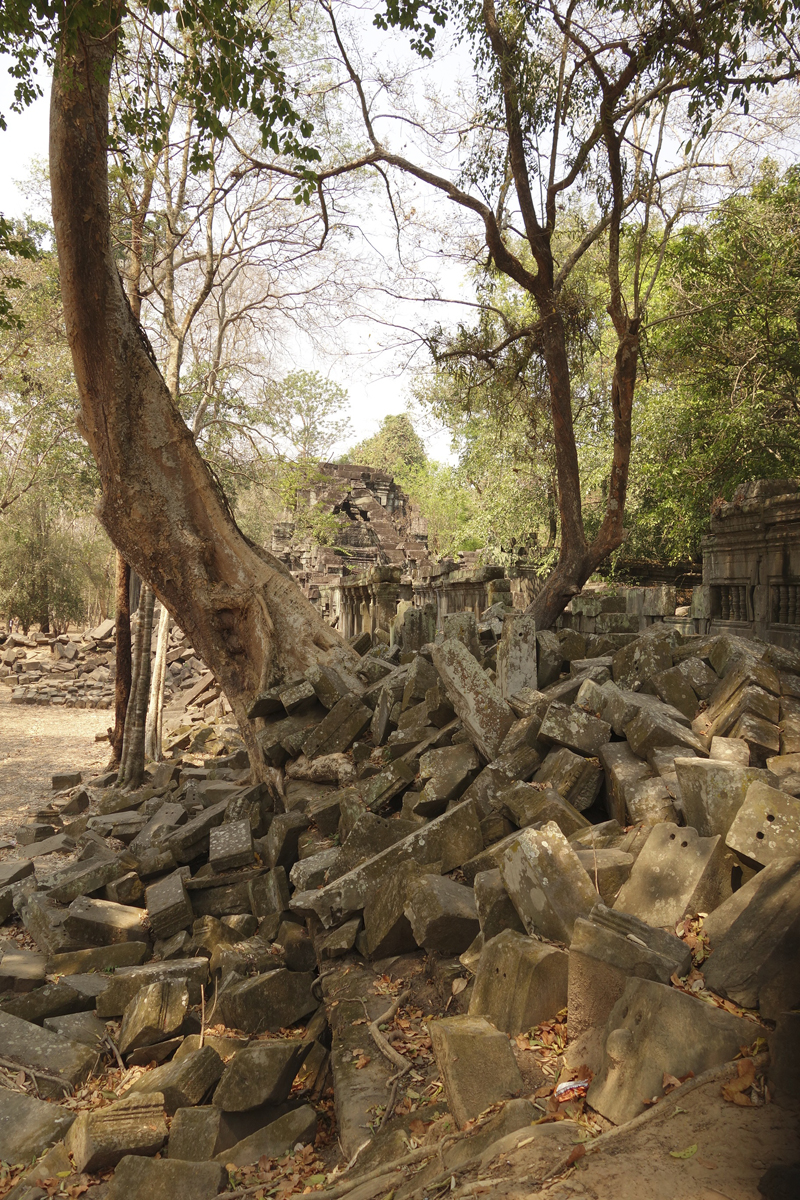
[0,692,112,835]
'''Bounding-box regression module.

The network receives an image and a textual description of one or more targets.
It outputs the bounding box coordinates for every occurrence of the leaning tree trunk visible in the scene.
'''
[118,584,155,789]
[109,551,132,765]
[49,21,356,779]
[145,601,170,763]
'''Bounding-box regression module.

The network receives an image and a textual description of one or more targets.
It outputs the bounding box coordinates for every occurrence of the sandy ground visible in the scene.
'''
[0,691,113,835]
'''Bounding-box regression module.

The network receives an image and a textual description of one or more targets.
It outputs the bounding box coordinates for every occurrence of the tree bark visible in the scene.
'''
[49,19,355,779]
[145,601,170,762]
[118,584,155,789]
[109,550,132,765]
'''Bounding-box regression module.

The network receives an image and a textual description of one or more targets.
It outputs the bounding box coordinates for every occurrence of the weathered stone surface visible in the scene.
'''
[0,860,34,888]
[568,904,691,1038]
[612,636,672,689]
[65,1093,168,1172]
[674,759,775,838]
[533,746,602,812]
[539,702,611,756]
[0,945,47,990]
[96,959,209,1018]
[208,819,254,873]
[145,872,194,941]
[0,1090,75,1164]
[597,743,650,828]
[588,977,756,1124]
[217,969,316,1034]
[65,895,149,947]
[292,799,483,928]
[124,1046,224,1114]
[0,980,93,1025]
[404,875,480,954]
[263,812,311,870]
[624,776,676,826]
[725,781,800,866]
[429,1015,523,1128]
[52,771,82,790]
[536,630,563,690]
[496,614,537,699]
[574,848,633,905]
[46,941,148,977]
[625,706,707,759]
[614,823,731,927]
[167,1106,224,1160]
[469,930,568,1035]
[104,871,145,905]
[106,1153,227,1200]
[500,823,597,945]
[163,800,228,864]
[43,1010,108,1047]
[703,856,800,1018]
[431,638,515,761]
[415,743,479,814]
[248,868,290,919]
[301,695,371,759]
[213,1040,308,1111]
[361,860,422,958]
[119,981,190,1055]
[129,803,187,855]
[648,665,699,720]
[213,1104,317,1167]
[709,735,750,765]
[46,857,127,904]
[473,869,525,940]
[0,1010,97,1098]
[495,783,589,836]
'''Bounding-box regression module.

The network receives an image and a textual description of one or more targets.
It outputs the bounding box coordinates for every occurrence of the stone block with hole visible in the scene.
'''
[469,929,568,1035]
[725,781,800,866]
[613,823,732,927]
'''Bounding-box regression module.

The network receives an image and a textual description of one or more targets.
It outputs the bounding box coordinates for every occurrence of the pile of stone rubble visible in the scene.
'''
[0,609,799,1200]
[1,618,213,712]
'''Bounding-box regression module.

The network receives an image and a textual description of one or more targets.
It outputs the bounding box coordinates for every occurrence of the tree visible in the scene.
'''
[346,413,427,474]
[319,0,800,625]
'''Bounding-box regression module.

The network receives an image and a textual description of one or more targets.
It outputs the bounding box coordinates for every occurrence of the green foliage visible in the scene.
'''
[0,216,39,330]
[260,370,352,462]
[397,459,476,557]
[345,413,427,475]
[617,163,800,564]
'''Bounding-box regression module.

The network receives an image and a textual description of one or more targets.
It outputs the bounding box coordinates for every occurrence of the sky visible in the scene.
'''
[0,57,456,464]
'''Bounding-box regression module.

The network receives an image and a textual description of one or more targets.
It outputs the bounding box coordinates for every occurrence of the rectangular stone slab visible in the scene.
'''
[301,695,371,759]
[0,1088,76,1163]
[431,638,515,761]
[65,896,150,947]
[500,822,597,945]
[429,1015,523,1128]
[96,958,209,1018]
[0,1010,97,1098]
[675,759,775,838]
[614,823,731,927]
[725,781,800,866]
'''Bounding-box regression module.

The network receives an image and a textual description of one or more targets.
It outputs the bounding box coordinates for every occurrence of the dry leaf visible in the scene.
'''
[662,1073,682,1093]
[564,1145,586,1168]
[451,977,468,996]
[354,1055,371,1069]
[669,1144,698,1159]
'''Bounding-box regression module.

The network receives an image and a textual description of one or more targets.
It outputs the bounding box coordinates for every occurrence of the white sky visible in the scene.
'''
[0,57,456,463]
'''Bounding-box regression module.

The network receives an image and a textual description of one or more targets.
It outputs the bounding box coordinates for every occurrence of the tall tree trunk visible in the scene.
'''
[118,584,155,789]
[110,551,131,765]
[49,19,355,779]
[145,601,170,762]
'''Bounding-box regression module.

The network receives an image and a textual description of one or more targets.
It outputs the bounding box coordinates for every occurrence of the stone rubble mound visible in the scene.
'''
[0,617,217,714]
[1,611,799,1198]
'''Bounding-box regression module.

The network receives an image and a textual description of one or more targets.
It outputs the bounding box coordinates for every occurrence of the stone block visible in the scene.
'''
[497,786,580,839]
[533,745,602,812]
[536,630,563,689]
[709,735,750,765]
[431,638,515,761]
[361,860,422,958]
[106,1154,227,1200]
[0,980,93,1025]
[612,636,672,688]
[213,1040,308,1111]
[0,945,47,991]
[598,742,651,825]
[401,655,438,711]
[119,981,190,1055]
[208,819,254,872]
[123,1045,224,1114]
[146,872,194,941]
[162,800,228,864]
[726,781,800,866]
[614,823,731,927]
[65,1093,168,1172]
[0,860,34,889]
[213,1104,317,1167]
[301,695,371,758]
[45,941,149,976]
[65,895,149,947]
[46,856,127,904]
[624,776,677,826]
[703,856,800,1018]
[105,871,144,905]
[625,705,707,759]
[293,798,483,928]
[649,665,699,720]
[0,1010,96,1099]
[496,614,537,699]
[305,662,355,709]
[417,743,479,813]
[469,930,568,1035]
[538,701,611,757]
[574,848,633,904]
[96,959,209,1018]
[676,759,779,839]
[264,812,311,869]
[768,1013,800,1101]
[473,869,525,939]
[404,875,480,955]
[217,969,316,1034]
[0,1090,75,1164]
[52,771,81,791]
[429,1015,523,1128]
[443,611,481,659]
[731,710,781,761]
[587,977,757,1124]
[168,1106,225,1160]
[129,803,188,855]
[500,822,597,944]
[248,868,290,918]
[567,904,690,1038]
[43,1010,108,1047]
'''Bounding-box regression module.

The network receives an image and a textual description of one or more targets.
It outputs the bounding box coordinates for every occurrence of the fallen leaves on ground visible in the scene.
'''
[668,1144,698,1159]
[721,1057,769,1107]
[669,970,764,1024]
[675,915,710,965]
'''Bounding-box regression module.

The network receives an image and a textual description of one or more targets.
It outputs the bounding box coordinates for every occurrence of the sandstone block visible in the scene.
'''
[431,638,515,761]
[429,1015,523,1128]
[65,1093,168,1172]
[404,875,480,955]
[469,930,568,1035]
[614,823,731,926]
[500,822,597,944]
[119,981,189,1055]
[106,1154,227,1200]
[213,1040,308,1111]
